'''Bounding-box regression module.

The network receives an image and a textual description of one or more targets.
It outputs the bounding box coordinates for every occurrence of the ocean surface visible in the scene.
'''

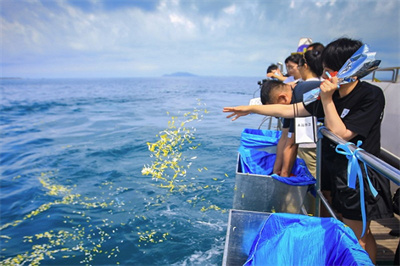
[0,77,267,265]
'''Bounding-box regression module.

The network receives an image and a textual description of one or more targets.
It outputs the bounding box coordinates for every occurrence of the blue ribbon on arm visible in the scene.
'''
[335,140,378,238]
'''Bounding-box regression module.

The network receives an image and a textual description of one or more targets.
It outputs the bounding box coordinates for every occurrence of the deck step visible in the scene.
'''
[372,214,399,264]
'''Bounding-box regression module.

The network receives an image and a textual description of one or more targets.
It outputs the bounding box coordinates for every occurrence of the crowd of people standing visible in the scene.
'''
[224,37,396,264]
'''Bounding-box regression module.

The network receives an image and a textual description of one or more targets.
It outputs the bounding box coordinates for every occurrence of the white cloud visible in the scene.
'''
[223,4,236,15]
[1,0,399,78]
[169,14,195,31]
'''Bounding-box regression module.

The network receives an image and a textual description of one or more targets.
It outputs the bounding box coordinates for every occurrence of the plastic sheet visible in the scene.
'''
[238,128,315,186]
[303,44,381,105]
[244,213,374,266]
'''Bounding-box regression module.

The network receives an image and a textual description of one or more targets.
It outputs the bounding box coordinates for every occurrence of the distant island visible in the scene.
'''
[163,72,198,77]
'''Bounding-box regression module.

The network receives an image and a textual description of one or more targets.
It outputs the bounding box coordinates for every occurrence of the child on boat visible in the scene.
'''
[223,37,393,263]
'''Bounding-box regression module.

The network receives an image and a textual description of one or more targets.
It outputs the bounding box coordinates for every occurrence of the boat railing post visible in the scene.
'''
[315,134,322,217]
[317,190,338,220]
[371,66,400,83]
[315,132,338,219]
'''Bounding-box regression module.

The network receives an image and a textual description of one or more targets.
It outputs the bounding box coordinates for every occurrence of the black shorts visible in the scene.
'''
[329,158,393,221]
[320,160,333,191]
[320,140,337,191]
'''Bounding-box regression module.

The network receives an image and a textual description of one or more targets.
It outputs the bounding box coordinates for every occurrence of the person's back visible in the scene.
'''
[292,81,321,104]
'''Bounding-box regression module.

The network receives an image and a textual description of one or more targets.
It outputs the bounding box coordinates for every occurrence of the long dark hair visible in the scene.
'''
[302,45,324,77]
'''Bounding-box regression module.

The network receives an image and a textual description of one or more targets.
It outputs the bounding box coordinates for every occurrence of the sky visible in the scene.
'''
[1,0,399,78]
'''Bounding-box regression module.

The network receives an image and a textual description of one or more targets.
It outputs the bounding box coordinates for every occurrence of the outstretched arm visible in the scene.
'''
[267,72,286,82]
[223,103,311,121]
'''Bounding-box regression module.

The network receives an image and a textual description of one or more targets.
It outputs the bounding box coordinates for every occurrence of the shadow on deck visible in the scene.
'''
[373,214,399,265]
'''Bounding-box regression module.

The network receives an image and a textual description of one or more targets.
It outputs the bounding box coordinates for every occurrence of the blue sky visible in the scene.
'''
[1,0,399,78]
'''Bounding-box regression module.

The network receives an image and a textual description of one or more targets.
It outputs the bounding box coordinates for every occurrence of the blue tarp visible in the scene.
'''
[244,213,373,266]
[238,128,315,186]
[240,128,282,149]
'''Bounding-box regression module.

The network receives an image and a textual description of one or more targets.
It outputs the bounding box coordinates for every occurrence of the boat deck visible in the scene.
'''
[373,214,399,265]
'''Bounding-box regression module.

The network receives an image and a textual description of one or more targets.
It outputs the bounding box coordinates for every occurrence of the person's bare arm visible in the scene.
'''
[223,103,311,121]
[267,72,286,82]
[273,128,288,175]
[319,77,357,141]
[280,133,298,177]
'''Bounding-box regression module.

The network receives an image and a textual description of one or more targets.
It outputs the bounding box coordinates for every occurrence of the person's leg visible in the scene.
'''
[297,147,317,178]
[343,218,376,264]
[320,190,331,217]
[319,190,341,218]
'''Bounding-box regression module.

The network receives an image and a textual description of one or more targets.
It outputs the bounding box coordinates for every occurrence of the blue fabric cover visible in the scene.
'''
[238,128,315,186]
[244,213,373,266]
[240,128,282,149]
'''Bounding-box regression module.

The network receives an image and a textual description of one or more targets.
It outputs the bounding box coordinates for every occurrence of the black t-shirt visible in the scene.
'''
[304,81,391,220]
[304,81,385,156]
[283,80,321,133]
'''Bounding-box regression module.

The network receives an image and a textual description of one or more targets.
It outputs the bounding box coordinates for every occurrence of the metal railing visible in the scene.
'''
[315,127,400,216]
[372,67,400,83]
[258,116,282,130]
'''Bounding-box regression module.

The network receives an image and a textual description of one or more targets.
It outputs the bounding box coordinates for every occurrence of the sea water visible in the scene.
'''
[0,77,266,265]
